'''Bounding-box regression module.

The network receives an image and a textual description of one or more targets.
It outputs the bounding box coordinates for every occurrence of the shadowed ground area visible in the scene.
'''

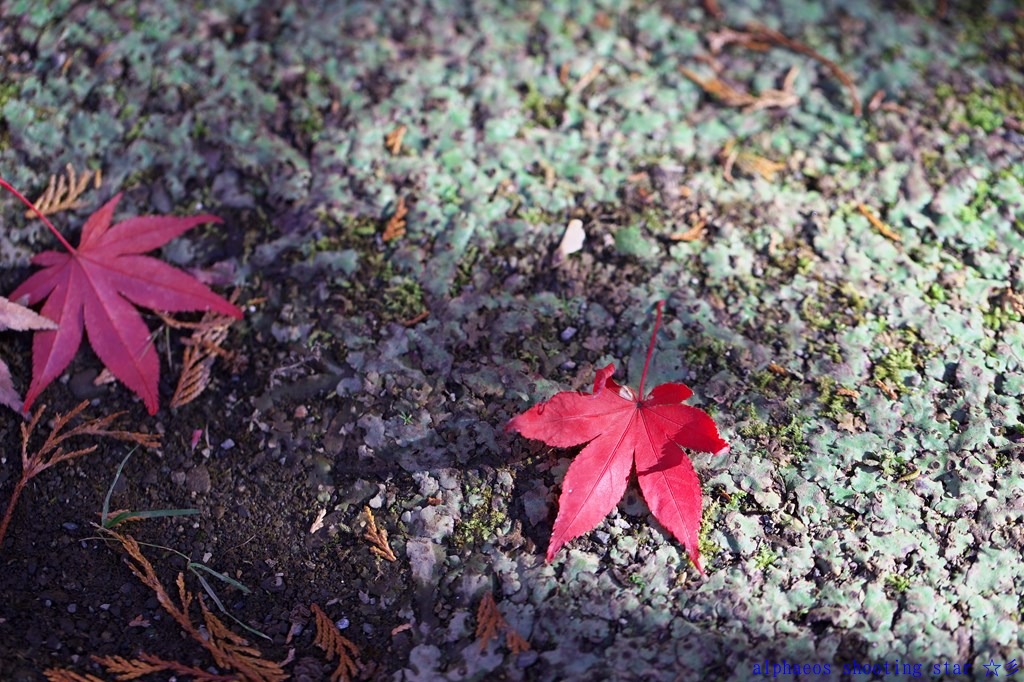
[1,1,1022,680]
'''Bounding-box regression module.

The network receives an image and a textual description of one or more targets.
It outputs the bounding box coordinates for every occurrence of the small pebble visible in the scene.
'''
[560,326,578,342]
[186,465,211,494]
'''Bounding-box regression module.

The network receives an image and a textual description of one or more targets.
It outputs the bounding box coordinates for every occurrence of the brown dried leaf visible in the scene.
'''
[0,296,57,332]
[0,296,57,413]
[312,603,361,682]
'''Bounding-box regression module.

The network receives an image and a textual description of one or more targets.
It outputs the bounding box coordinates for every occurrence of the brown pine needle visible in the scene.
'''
[857,203,901,242]
[362,506,397,561]
[311,603,361,682]
[382,195,408,242]
[401,310,430,327]
[384,124,407,155]
[26,163,102,218]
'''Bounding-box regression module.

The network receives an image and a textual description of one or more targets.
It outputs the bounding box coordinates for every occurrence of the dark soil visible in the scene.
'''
[2,1,1023,680]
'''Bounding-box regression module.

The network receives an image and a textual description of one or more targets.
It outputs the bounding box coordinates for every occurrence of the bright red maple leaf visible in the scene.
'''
[3,179,242,415]
[507,302,729,572]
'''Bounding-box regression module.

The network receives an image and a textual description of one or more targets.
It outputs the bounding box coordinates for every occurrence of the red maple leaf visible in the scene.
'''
[507,302,729,572]
[3,179,242,415]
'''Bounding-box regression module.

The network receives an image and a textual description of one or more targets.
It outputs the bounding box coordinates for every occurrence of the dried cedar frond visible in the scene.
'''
[111,532,288,682]
[720,139,787,182]
[0,402,159,546]
[680,66,758,108]
[311,603,361,682]
[475,591,503,652]
[91,654,168,679]
[169,292,240,408]
[201,597,287,682]
[382,195,408,242]
[734,148,787,182]
[680,66,798,112]
[506,629,531,655]
[362,506,397,562]
[475,591,531,655]
[25,163,102,218]
[669,220,707,242]
[43,670,108,682]
[95,652,242,681]
[384,124,407,155]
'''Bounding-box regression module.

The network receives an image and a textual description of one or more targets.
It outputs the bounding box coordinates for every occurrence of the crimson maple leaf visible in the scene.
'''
[5,181,242,415]
[507,302,729,572]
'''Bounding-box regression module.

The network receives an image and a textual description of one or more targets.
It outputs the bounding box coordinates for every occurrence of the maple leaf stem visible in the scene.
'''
[637,300,665,400]
[0,177,76,253]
